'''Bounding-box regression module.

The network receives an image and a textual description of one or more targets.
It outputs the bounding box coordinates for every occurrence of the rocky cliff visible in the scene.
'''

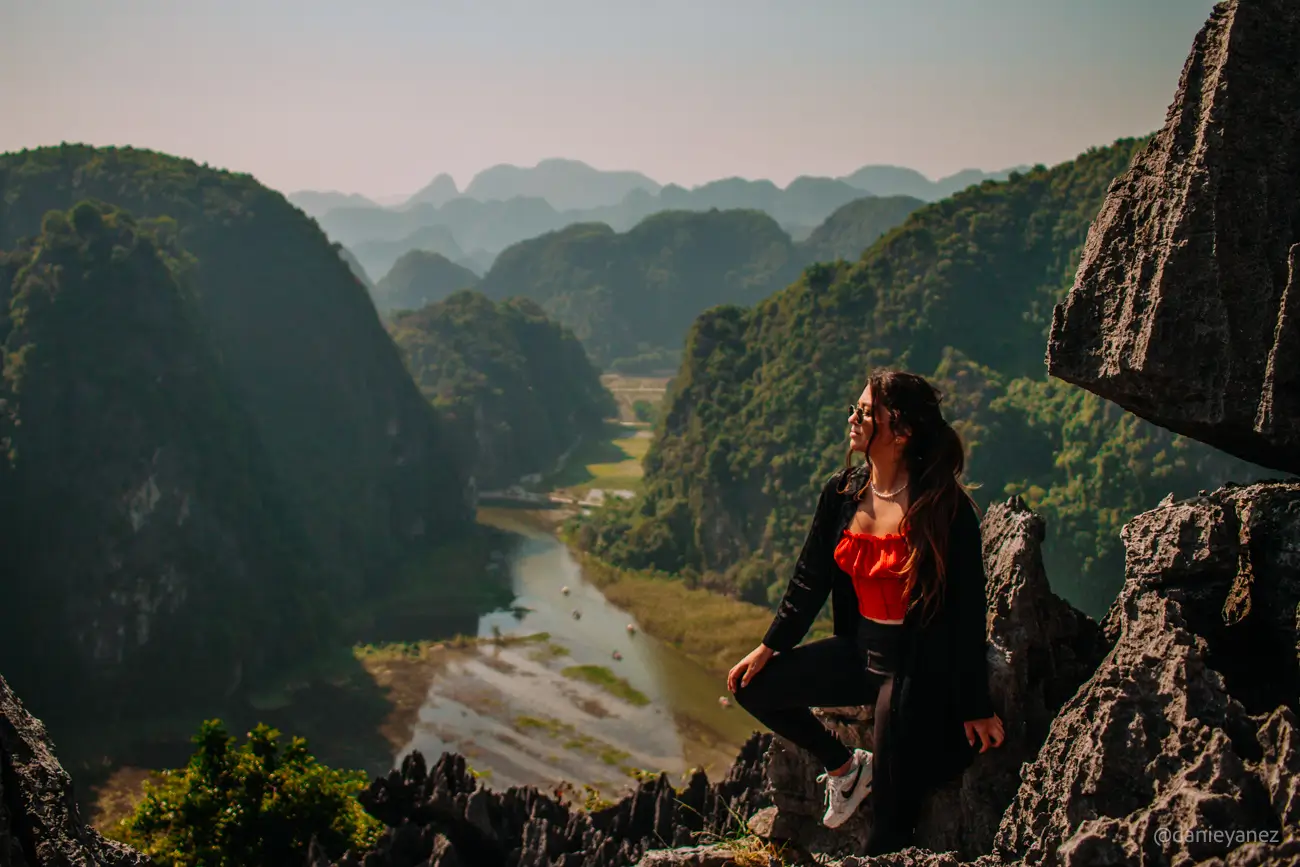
[1,674,151,867]
[1046,0,1300,476]
[0,147,476,720]
[0,202,330,718]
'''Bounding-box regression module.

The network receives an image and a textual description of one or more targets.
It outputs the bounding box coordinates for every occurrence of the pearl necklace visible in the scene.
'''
[870,475,909,499]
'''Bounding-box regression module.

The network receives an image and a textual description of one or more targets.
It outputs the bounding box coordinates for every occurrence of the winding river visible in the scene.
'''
[393,506,757,792]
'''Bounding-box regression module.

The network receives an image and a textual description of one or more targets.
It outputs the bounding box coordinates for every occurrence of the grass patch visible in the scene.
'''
[511,715,631,766]
[354,631,550,663]
[559,664,650,707]
[528,641,571,664]
[547,421,650,496]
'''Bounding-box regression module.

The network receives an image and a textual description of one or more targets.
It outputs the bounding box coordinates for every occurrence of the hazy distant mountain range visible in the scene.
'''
[290,158,1026,280]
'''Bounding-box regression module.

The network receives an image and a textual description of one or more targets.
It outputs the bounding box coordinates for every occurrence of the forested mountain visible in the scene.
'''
[299,161,1018,280]
[406,172,459,208]
[798,195,926,263]
[389,291,615,489]
[570,138,1273,618]
[311,168,987,275]
[0,145,475,718]
[475,198,925,372]
[477,210,804,372]
[288,189,379,216]
[336,244,374,289]
[463,158,662,210]
[351,223,467,281]
[838,164,1025,201]
[0,201,331,716]
[373,250,481,315]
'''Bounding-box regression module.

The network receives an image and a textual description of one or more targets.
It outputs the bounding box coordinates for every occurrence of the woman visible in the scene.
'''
[728,369,1004,855]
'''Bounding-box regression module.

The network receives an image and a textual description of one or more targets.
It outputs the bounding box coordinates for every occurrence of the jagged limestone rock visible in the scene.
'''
[0,673,152,866]
[1046,0,1300,475]
[994,482,1300,867]
[327,734,771,867]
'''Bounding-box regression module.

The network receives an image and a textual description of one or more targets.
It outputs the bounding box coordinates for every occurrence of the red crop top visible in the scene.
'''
[834,530,911,621]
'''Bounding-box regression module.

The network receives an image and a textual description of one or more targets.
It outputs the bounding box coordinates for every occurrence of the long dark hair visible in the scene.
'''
[839,369,974,624]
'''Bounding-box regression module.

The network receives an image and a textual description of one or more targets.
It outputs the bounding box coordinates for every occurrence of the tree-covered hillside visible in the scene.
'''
[389,291,616,489]
[0,202,331,715]
[571,139,1275,617]
[477,210,801,370]
[373,250,481,315]
[476,201,923,372]
[0,145,478,716]
[799,195,925,263]
[0,145,471,591]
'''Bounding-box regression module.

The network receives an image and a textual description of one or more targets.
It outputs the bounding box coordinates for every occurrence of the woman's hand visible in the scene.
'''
[727,644,775,693]
[963,713,1005,753]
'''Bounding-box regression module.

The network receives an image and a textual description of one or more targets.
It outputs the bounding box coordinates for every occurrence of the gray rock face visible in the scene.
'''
[1046,0,1300,475]
[757,499,1106,861]
[994,481,1300,867]
[0,673,152,867]
[633,844,742,867]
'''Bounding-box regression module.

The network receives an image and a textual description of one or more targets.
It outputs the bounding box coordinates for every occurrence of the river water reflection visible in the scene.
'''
[395,506,758,793]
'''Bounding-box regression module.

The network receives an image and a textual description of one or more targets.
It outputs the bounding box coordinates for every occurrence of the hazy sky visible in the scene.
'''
[3,0,1218,199]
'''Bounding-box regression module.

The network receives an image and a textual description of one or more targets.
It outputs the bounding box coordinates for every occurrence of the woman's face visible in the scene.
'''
[847,385,903,457]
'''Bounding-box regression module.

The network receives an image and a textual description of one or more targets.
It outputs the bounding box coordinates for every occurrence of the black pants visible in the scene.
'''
[732,623,925,854]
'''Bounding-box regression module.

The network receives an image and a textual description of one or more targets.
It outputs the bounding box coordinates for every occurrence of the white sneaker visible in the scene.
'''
[817,748,873,828]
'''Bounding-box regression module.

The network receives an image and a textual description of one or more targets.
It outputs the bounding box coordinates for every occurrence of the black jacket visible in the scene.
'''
[762,465,995,787]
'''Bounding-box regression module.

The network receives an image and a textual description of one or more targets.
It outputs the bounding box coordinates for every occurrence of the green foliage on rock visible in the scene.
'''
[110,720,381,867]
[389,290,616,488]
[572,139,1275,617]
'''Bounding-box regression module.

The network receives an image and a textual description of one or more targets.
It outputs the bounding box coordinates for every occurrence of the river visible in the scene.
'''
[391,506,757,793]
[82,502,757,825]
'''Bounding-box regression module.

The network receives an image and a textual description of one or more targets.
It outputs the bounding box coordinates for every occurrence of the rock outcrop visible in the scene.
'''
[994,481,1300,866]
[317,735,771,867]
[0,674,152,867]
[754,498,1107,862]
[1046,0,1300,475]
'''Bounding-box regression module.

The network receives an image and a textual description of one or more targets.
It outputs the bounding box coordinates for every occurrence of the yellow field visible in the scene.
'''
[550,422,653,496]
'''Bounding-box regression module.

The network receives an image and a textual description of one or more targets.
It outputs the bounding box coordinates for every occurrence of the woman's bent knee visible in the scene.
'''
[731,669,775,711]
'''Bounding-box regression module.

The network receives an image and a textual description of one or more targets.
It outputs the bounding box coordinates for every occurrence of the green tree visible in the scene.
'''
[111,720,381,867]
[631,400,657,424]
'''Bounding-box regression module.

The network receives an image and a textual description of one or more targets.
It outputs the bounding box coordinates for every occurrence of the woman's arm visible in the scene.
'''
[947,497,996,722]
[761,471,846,653]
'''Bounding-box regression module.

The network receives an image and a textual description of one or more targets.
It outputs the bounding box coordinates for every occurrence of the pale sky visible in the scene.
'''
[2,0,1218,199]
